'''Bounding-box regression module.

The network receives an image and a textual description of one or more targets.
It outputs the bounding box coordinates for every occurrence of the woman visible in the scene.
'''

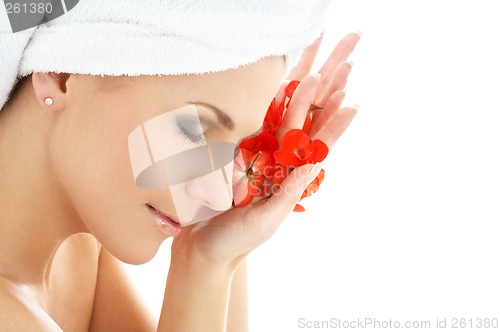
[0,1,360,330]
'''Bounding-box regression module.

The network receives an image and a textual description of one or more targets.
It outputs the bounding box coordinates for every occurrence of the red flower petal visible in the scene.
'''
[258,132,279,152]
[272,164,290,185]
[251,151,273,186]
[285,80,300,99]
[234,189,254,207]
[293,203,305,212]
[263,98,285,133]
[232,148,273,206]
[233,174,250,206]
[285,80,301,109]
[302,110,313,135]
[239,132,279,155]
[281,129,310,152]
[273,150,299,166]
[232,149,252,179]
[306,139,329,163]
[300,169,325,199]
[234,78,329,211]
[239,135,260,152]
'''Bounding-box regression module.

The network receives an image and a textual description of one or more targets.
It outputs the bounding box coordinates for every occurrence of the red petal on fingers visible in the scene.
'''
[234,77,330,209]
[285,80,300,99]
[239,135,260,153]
[234,148,253,167]
[234,190,253,207]
[293,203,305,212]
[232,149,250,183]
[263,98,285,133]
[302,110,313,135]
[300,169,325,199]
[239,132,279,154]
[233,177,250,206]
[285,80,301,108]
[272,164,290,184]
[247,180,263,195]
[258,178,275,197]
[273,150,299,166]
[253,151,274,180]
[253,151,273,171]
[298,148,313,162]
[251,151,273,186]
[258,133,279,152]
[302,180,319,199]
[317,168,325,185]
[281,129,310,152]
[307,139,329,163]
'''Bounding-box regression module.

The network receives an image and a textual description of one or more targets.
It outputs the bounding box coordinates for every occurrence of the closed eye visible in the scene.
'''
[176,117,206,145]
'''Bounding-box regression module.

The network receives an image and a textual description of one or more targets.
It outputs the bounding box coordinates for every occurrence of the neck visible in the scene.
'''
[0,78,87,286]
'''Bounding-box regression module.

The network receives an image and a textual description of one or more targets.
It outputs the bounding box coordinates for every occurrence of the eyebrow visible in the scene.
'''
[190,101,235,130]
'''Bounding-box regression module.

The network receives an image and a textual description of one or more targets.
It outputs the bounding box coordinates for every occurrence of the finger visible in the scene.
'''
[313,106,358,148]
[274,79,290,105]
[287,33,324,81]
[317,32,361,104]
[319,32,360,77]
[245,162,322,240]
[315,60,352,107]
[309,89,345,137]
[276,74,320,141]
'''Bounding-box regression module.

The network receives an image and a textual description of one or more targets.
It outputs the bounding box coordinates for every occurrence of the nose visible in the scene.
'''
[184,161,234,211]
[184,140,237,215]
[165,141,238,225]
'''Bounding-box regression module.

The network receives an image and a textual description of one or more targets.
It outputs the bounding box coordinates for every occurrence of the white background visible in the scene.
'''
[125,1,500,331]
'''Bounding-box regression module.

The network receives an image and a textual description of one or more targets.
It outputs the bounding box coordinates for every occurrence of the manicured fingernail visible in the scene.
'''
[311,73,321,81]
[355,30,363,38]
[353,104,360,111]
[304,163,322,186]
[346,60,354,67]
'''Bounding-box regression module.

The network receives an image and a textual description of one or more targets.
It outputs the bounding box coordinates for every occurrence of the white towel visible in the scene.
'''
[0,0,331,111]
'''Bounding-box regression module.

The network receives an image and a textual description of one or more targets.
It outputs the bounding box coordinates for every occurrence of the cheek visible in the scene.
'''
[49,103,164,264]
[52,105,135,196]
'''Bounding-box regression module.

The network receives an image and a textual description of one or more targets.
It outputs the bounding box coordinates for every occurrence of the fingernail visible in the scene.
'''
[304,162,322,186]
[353,103,360,111]
[346,60,354,67]
[355,30,364,39]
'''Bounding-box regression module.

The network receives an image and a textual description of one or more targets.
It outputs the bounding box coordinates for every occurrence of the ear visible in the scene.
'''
[31,72,71,110]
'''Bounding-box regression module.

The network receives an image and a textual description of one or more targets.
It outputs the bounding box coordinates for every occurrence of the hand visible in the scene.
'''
[277,31,361,144]
[170,32,361,271]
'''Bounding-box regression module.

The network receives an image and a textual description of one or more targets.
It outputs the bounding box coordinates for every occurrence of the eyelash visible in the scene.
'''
[178,125,206,144]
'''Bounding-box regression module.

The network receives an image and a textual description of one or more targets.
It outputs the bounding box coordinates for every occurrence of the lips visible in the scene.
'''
[147,204,182,236]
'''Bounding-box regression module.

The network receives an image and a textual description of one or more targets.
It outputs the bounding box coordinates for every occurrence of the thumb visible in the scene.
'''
[271,162,323,210]
[248,162,322,233]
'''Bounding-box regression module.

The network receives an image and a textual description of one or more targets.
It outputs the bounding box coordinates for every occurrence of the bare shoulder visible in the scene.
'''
[0,278,62,331]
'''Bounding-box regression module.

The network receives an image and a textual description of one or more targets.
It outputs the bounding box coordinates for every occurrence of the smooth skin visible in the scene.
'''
[0,32,360,331]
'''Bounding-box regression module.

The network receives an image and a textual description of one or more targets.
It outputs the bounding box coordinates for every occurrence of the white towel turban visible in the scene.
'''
[0,0,332,111]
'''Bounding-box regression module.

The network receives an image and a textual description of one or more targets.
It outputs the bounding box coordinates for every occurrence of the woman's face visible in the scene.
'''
[49,56,285,264]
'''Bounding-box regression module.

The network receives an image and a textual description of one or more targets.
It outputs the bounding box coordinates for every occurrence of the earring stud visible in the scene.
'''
[44,97,53,106]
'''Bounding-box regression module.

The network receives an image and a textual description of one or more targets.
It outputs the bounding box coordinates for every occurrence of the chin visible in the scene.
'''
[112,237,166,265]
